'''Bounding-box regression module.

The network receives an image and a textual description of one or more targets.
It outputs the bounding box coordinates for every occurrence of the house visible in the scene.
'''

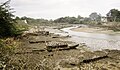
[101,17,107,22]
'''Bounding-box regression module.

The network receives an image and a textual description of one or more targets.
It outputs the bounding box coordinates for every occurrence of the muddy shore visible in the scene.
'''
[1,26,120,70]
[71,26,120,35]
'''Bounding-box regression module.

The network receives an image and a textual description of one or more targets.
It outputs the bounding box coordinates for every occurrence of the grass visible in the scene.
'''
[0,38,20,69]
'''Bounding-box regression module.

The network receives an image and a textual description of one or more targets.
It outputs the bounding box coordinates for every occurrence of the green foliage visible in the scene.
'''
[54,16,85,24]
[107,9,120,22]
[89,12,101,21]
[0,38,16,56]
[53,13,102,25]
[0,0,18,37]
[20,16,51,26]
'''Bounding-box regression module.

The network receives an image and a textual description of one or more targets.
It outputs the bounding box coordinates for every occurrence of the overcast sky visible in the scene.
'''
[0,0,120,19]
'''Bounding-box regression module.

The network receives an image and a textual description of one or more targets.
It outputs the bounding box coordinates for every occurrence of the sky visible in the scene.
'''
[0,0,120,19]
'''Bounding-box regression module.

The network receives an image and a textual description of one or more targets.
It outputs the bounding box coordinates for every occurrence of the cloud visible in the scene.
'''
[0,0,120,19]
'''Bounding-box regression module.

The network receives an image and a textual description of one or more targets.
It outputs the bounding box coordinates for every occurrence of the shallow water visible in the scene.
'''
[61,27,120,40]
[61,26,120,51]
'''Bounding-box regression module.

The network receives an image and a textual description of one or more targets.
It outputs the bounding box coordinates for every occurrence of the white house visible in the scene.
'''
[101,17,107,22]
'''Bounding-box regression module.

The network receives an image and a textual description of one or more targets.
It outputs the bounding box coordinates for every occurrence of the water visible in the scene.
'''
[61,26,120,51]
[61,27,120,40]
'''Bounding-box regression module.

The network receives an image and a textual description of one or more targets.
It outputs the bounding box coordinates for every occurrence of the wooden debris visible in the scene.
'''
[22,31,49,37]
[29,41,49,44]
[52,35,70,38]
[15,52,33,54]
[80,55,108,64]
[46,41,68,48]
[60,55,109,67]
[68,44,79,49]
[37,31,49,35]
[32,49,46,53]
[46,41,79,51]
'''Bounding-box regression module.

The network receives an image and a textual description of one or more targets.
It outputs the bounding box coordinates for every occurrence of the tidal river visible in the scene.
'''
[61,26,120,51]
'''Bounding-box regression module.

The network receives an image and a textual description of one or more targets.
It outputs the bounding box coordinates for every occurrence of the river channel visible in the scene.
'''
[46,26,120,51]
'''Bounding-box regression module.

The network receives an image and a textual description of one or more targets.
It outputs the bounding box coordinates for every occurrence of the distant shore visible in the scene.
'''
[71,26,120,35]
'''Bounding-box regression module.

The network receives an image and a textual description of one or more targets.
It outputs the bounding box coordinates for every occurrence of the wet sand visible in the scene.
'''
[71,27,120,35]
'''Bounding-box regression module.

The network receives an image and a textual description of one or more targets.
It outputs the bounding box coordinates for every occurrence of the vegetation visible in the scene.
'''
[105,9,120,31]
[1,1,120,35]
[107,9,120,22]
[0,0,18,37]
[53,12,102,25]
[19,16,52,26]
[89,12,101,22]
[54,16,84,24]
[9,8,120,30]
[53,9,120,30]
[0,1,21,69]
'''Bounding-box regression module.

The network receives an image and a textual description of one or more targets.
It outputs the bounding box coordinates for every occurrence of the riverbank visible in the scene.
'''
[1,26,120,70]
[71,26,120,35]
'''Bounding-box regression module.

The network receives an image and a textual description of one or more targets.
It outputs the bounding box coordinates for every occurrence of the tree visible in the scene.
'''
[89,12,101,21]
[77,15,83,19]
[0,0,17,37]
[107,9,120,22]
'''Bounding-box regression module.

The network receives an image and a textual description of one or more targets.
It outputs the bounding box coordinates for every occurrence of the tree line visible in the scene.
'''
[15,9,120,25]
[1,0,120,38]
[54,9,120,24]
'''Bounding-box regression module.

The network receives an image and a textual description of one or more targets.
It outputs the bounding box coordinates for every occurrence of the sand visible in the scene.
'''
[71,27,120,35]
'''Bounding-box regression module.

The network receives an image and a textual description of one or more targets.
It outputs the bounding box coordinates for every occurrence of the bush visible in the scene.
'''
[0,0,18,37]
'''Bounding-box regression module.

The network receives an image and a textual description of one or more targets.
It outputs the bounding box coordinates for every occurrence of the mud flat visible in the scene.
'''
[61,26,120,51]
[71,26,120,35]
[1,26,120,70]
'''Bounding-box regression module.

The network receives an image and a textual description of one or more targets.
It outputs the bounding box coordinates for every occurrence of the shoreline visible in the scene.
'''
[71,26,120,35]
[2,26,120,70]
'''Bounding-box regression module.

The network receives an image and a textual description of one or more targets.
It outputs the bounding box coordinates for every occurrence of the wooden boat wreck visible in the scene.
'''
[46,41,79,51]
